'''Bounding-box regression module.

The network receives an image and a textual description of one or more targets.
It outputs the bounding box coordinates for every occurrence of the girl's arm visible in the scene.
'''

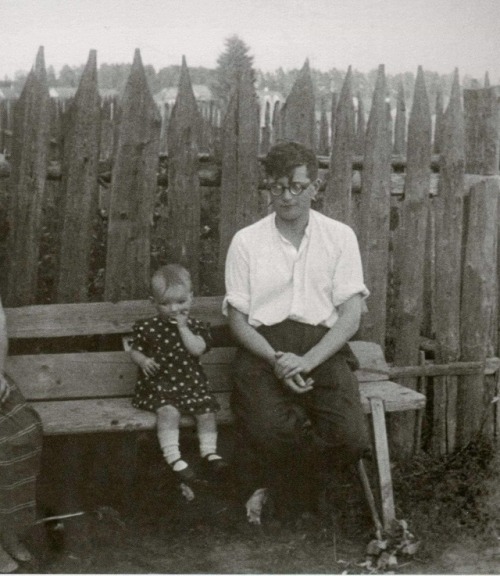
[130,349,160,377]
[177,323,206,356]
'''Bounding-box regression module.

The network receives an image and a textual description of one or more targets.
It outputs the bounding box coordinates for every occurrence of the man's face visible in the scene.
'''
[268,165,317,223]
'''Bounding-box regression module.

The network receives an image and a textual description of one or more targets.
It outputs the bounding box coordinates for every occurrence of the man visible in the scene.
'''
[223,141,370,524]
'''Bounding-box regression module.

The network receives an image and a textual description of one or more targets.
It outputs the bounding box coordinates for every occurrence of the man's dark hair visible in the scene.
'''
[263,141,318,181]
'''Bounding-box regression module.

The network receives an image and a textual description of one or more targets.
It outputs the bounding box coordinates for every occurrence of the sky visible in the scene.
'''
[1,0,499,82]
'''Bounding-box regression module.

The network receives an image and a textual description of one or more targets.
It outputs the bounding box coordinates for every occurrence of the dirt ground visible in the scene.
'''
[15,431,500,574]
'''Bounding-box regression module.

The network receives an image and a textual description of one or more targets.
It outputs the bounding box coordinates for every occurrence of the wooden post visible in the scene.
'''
[358,65,391,348]
[281,60,316,150]
[323,67,355,227]
[464,86,499,175]
[104,49,161,301]
[56,50,101,303]
[391,67,432,458]
[5,47,50,306]
[164,56,202,292]
[217,68,260,293]
[432,70,465,455]
[457,178,499,446]
[393,83,406,156]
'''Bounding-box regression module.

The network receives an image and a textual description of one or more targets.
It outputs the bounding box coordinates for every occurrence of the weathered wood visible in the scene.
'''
[369,397,395,529]
[56,50,101,303]
[99,97,115,161]
[464,87,500,175]
[5,296,226,338]
[5,47,51,306]
[393,83,406,156]
[29,376,426,436]
[164,56,202,291]
[318,97,329,156]
[323,67,355,226]
[389,358,500,378]
[433,70,465,455]
[217,67,260,292]
[358,65,391,347]
[281,60,316,150]
[391,67,432,458]
[104,49,161,301]
[355,92,365,156]
[433,88,444,154]
[457,178,499,447]
[330,92,338,148]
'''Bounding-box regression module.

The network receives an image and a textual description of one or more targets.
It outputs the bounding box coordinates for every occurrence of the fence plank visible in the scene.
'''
[391,67,432,457]
[318,97,329,156]
[104,49,161,301]
[281,60,316,150]
[323,67,355,227]
[271,100,281,145]
[56,50,101,303]
[164,56,202,291]
[217,68,260,292]
[432,70,465,455]
[358,65,391,347]
[464,87,499,175]
[331,92,338,148]
[457,178,499,446]
[355,92,365,156]
[5,47,50,306]
[433,88,444,154]
[393,83,406,156]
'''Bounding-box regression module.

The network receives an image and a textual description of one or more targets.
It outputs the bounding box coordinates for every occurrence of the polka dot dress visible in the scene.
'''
[131,316,220,416]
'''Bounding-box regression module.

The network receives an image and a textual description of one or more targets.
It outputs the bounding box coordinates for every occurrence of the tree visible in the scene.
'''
[212,35,255,113]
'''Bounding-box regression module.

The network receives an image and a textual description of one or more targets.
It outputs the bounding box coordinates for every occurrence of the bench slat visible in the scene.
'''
[29,382,425,435]
[5,297,226,338]
[6,350,235,400]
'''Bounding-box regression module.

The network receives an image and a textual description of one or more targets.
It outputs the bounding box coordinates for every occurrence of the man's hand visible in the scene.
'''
[0,374,10,404]
[140,357,160,377]
[283,374,314,394]
[274,351,312,380]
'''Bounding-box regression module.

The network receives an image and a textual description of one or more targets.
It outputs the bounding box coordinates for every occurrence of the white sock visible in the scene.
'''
[158,425,187,470]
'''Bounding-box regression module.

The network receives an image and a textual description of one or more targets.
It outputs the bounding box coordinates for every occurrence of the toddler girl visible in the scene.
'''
[130,264,227,485]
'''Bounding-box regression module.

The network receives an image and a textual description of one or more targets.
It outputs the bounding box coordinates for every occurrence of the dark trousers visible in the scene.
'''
[231,320,370,504]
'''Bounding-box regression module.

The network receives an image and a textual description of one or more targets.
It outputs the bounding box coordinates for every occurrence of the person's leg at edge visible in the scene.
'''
[157,405,186,472]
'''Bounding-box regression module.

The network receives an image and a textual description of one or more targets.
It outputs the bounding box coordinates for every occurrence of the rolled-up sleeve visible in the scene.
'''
[222,233,251,317]
[331,227,369,307]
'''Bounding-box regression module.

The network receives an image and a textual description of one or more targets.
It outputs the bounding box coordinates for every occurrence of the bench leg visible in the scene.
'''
[356,459,383,535]
[369,397,396,530]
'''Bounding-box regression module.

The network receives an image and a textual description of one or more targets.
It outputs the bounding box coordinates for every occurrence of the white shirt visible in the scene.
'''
[223,209,369,328]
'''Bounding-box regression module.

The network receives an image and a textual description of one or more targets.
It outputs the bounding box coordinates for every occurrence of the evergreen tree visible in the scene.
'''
[212,35,255,113]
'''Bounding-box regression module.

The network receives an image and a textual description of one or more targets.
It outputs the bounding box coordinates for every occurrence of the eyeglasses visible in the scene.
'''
[268,182,312,197]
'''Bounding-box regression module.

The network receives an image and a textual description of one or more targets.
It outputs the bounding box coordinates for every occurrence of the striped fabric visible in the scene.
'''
[0,381,42,532]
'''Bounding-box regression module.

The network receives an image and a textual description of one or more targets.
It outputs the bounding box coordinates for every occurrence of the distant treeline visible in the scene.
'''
[6,61,486,111]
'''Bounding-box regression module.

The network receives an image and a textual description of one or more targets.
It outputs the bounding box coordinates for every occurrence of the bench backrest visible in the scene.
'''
[5,297,389,403]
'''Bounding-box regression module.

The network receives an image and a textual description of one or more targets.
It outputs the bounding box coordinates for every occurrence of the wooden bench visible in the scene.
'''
[5,296,426,529]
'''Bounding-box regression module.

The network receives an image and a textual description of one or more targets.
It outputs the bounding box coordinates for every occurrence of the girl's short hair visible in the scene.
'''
[151,264,191,295]
[263,141,318,181]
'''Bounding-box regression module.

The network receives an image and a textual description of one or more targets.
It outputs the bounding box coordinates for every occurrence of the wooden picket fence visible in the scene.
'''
[1,47,499,458]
